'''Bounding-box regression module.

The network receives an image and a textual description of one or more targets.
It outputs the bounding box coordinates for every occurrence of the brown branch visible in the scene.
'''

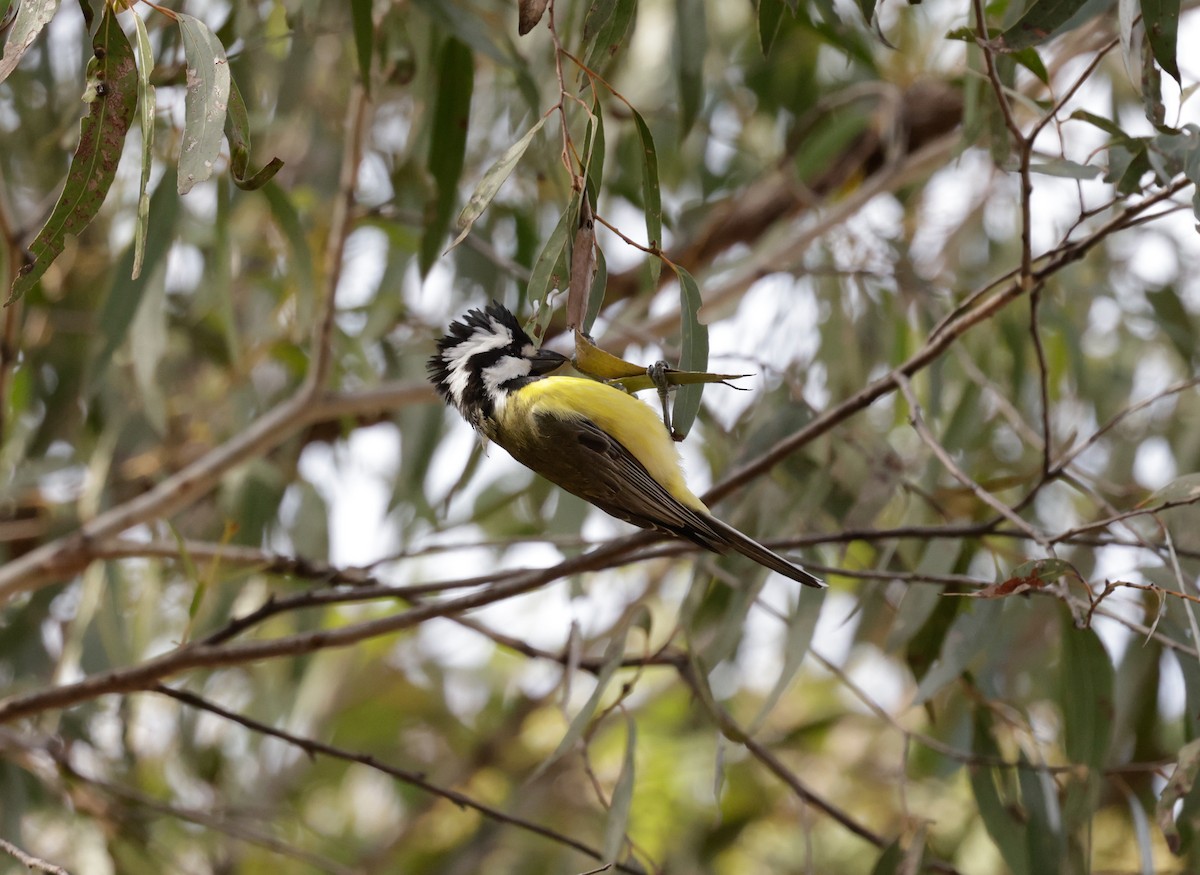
[895,373,1049,549]
[0,838,71,875]
[155,685,645,874]
[307,86,369,393]
[704,176,1192,511]
[0,532,657,723]
[0,380,428,601]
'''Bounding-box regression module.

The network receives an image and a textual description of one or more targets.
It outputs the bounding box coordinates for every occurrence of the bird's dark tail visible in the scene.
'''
[703,516,826,589]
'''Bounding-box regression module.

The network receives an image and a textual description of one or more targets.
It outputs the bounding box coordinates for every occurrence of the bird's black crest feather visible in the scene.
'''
[427,301,537,419]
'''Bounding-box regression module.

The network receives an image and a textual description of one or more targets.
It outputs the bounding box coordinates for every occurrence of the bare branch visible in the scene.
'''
[155,685,646,874]
[0,838,71,875]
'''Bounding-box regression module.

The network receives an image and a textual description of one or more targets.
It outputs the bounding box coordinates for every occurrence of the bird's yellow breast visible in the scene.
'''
[498,376,709,513]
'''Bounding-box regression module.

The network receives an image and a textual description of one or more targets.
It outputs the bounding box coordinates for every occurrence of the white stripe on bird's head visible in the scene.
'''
[482,354,534,400]
[442,317,515,406]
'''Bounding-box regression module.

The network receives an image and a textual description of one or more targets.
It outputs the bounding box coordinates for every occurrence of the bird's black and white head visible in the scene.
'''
[428,302,568,431]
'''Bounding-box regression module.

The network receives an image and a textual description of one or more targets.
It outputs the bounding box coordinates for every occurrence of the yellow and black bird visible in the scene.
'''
[428,302,824,588]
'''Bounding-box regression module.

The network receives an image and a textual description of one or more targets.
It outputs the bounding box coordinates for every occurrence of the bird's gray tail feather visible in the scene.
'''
[703,516,826,589]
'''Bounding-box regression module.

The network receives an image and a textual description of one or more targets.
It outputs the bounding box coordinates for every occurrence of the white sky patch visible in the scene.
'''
[337,226,389,309]
[298,424,400,567]
[1159,652,1187,722]
[1133,436,1178,490]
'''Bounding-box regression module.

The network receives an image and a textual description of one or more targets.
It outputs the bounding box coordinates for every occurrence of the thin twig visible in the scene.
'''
[0,838,71,875]
[155,685,645,874]
[0,531,658,723]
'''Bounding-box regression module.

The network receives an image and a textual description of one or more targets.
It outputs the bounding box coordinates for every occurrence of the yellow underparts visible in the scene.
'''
[499,376,710,513]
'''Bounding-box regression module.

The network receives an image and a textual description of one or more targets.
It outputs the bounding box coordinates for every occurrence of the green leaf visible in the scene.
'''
[1146,472,1200,505]
[674,0,705,136]
[1018,757,1066,864]
[913,600,1004,704]
[1060,616,1114,770]
[130,9,155,281]
[1069,109,1127,138]
[670,266,708,440]
[869,840,904,875]
[630,107,662,286]
[0,0,58,85]
[1147,286,1196,364]
[262,182,317,321]
[585,246,607,335]
[525,204,571,311]
[420,37,474,275]
[748,588,821,733]
[601,713,636,863]
[224,74,284,190]
[8,5,137,303]
[351,0,373,90]
[970,709,1030,875]
[1119,0,1141,90]
[529,616,639,782]
[583,0,619,43]
[1158,738,1200,854]
[1141,0,1180,84]
[997,0,1096,50]
[447,114,546,253]
[757,0,785,57]
[856,0,876,27]
[176,13,231,195]
[583,0,636,72]
[91,170,180,388]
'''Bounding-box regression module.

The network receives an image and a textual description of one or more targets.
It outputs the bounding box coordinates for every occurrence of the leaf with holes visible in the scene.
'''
[177,13,231,195]
[8,5,137,303]
[0,0,57,84]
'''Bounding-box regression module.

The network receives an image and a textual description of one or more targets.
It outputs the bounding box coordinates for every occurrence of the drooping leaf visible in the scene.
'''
[970,709,1031,875]
[176,12,231,195]
[1060,616,1114,770]
[997,0,1097,50]
[1159,739,1200,854]
[518,0,549,35]
[913,599,1004,704]
[1017,756,1066,864]
[674,0,705,136]
[351,0,373,90]
[630,107,662,286]
[420,37,474,275]
[262,182,317,321]
[748,589,821,733]
[525,205,571,313]
[1141,0,1180,84]
[567,196,596,331]
[670,266,709,440]
[130,8,155,280]
[224,72,284,190]
[91,170,180,387]
[1146,286,1197,364]
[1118,0,1141,90]
[0,0,57,85]
[601,713,636,863]
[529,612,643,782]
[8,5,137,303]
[583,0,636,72]
[758,0,785,57]
[447,114,546,253]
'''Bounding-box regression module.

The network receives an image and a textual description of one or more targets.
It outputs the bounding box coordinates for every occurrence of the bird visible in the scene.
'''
[427,302,824,588]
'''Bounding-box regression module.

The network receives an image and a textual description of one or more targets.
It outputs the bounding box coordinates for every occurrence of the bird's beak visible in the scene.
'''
[529,347,569,376]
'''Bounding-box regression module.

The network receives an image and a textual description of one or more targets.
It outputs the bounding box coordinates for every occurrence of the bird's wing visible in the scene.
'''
[500,412,825,589]
[502,412,727,549]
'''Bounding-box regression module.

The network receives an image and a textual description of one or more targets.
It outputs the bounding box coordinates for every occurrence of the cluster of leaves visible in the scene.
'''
[0,0,1199,874]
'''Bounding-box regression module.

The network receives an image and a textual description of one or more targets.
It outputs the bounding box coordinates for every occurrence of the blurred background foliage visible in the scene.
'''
[1,0,1199,872]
